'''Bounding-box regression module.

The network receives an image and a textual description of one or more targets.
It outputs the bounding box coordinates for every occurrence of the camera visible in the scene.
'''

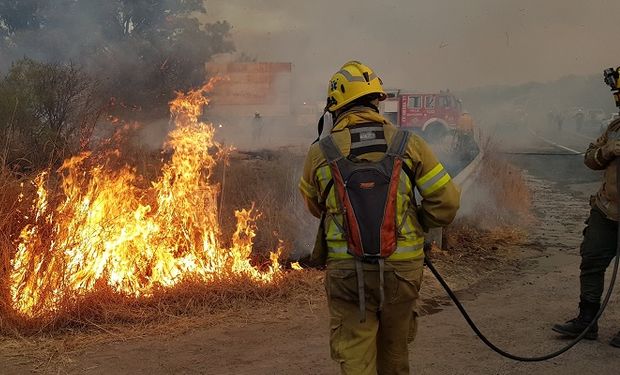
[604,67,620,111]
[604,67,620,90]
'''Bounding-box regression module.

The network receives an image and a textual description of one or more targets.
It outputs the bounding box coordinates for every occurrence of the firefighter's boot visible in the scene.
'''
[552,302,600,340]
[610,331,620,348]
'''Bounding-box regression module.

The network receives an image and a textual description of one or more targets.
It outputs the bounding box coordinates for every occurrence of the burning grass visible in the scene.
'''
[0,269,320,336]
[0,79,311,335]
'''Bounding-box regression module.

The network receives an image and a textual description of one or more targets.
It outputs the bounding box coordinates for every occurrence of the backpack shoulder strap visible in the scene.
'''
[387,130,415,187]
[316,135,343,205]
[386,129,410,157]
[318,135,344,163]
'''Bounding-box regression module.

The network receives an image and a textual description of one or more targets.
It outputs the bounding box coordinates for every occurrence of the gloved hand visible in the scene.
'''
[601,140,620,160]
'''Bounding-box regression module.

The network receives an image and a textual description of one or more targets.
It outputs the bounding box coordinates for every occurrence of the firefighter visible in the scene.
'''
[457,111,475,134]
[455,110,476,155]
[551,116,620,347]
[252,112,263,142]
[299,61,460,374]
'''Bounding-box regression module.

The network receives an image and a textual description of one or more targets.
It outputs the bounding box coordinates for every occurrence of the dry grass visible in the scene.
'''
[215,148,316,259]
[0,146,316,336]
[428,141,532,298]
[455,136,533,229]
[479,152,532,221]
[0,269,321,337]
[444,223,525,260]
[0,269,325,373]
[439,135,532,275]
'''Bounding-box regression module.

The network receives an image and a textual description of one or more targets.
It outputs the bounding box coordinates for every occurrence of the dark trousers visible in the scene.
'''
[580,206,618,304]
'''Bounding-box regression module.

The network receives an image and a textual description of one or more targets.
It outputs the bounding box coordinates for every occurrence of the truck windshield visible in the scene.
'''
[438,96,449,108]
[425,96,435,108]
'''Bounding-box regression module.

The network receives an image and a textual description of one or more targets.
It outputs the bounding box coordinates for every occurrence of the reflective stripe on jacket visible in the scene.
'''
[299,107,461,261]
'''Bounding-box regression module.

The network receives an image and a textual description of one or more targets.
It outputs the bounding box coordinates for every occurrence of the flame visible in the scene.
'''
[9,78,282,316]
[291,262,303,271]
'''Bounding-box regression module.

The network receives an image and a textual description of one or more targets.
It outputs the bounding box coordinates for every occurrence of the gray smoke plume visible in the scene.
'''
[0,0,235,116]
[202,0,619,104]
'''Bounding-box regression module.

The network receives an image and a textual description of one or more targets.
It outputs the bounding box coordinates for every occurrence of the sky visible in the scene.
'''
[202,0,620,99]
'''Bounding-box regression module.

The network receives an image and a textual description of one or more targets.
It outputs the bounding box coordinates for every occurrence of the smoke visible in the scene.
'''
[202,0,620,102]
[457,73,617,149]
[3,1,618,152]
[1,2,115,70]
[1,1,234,118]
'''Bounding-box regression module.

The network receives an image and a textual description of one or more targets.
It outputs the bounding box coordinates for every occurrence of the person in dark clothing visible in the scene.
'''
[552,117,620,347]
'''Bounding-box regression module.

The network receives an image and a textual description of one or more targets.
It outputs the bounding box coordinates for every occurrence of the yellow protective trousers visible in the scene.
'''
[325,258,424,375]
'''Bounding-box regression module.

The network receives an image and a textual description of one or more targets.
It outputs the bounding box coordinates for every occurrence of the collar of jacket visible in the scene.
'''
[331,107,388,133]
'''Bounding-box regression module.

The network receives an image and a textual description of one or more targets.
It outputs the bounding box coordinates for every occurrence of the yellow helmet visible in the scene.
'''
[327,61,387,112]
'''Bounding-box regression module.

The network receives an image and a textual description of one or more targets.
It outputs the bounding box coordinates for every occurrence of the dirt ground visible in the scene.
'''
[2,129,620,374]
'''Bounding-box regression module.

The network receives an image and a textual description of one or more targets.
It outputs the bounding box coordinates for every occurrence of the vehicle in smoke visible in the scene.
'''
[381,89,463,141]
[566,107,607,130]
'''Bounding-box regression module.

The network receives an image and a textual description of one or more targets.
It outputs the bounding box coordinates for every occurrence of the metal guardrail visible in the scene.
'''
[453,143,485,192]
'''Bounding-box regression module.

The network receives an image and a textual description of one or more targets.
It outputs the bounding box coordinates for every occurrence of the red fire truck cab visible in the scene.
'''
[382,89,463,140]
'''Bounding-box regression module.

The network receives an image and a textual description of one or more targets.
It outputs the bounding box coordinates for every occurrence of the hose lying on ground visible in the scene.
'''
[424,161,620,362]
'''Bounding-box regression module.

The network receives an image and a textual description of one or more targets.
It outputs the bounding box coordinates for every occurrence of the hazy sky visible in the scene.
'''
[203,0,619,98]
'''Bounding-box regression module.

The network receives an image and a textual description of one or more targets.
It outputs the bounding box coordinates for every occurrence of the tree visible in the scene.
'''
[0,0,234,117]
[0,58,104,169]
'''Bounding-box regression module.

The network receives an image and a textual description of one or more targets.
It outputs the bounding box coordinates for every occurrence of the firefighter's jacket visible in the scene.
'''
[585,117,620,221]
[299,107,461,262]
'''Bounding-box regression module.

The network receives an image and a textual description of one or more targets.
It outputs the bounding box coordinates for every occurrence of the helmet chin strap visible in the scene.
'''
[315,113,324,144]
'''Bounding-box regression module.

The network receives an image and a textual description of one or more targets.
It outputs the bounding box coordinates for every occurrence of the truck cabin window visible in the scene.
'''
[407,96,422,109]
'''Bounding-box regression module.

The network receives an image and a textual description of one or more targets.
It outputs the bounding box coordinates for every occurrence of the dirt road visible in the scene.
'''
[3,127,620,374]
[412,174,619,374]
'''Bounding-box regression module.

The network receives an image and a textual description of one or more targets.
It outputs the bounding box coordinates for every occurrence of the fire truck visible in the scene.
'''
[381,89,463,141]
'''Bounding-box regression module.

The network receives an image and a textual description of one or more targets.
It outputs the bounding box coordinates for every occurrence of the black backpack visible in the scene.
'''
[319,129,411,321]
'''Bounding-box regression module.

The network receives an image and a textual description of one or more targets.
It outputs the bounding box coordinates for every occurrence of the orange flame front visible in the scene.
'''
[10,78,282,316]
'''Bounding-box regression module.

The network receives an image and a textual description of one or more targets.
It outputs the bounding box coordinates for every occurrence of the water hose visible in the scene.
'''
[424,160,620,362]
